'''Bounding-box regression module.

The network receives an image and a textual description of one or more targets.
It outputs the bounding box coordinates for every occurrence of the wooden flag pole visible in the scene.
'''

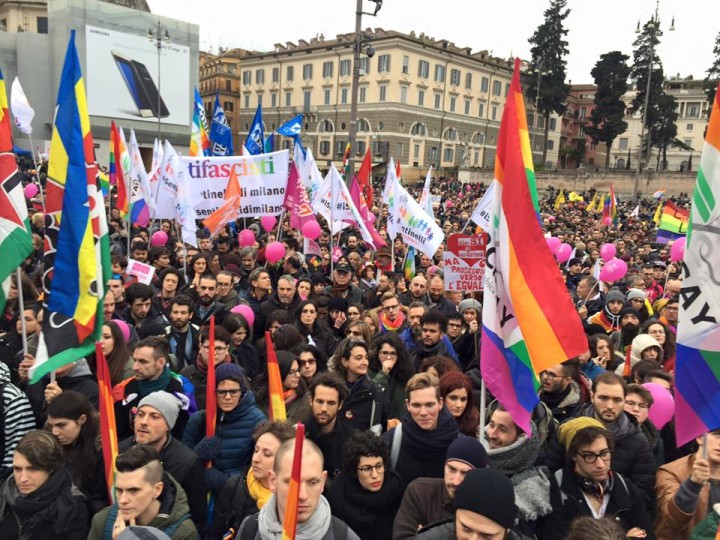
[15,268,28,357]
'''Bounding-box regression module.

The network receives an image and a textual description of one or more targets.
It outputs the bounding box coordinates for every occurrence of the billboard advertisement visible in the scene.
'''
[85,25,190,126]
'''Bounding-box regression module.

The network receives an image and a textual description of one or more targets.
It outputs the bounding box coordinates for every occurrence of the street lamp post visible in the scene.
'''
[530,61,549,166]
[148,21,170,141]
[632,1,674,196]
[348,0,382,182]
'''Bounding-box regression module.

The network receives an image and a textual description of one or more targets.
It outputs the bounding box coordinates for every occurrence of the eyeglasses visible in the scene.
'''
[287,368,301,376]
[541,371,563,379]
[299,359,316,366]
[383,303,400,311]
[357,462,385,476]
[216,389,241,397]
[379,350,397,357]
[201,345,228,353]
[346,330,364,338]
[625,400,649,410]
[577,450,612,463]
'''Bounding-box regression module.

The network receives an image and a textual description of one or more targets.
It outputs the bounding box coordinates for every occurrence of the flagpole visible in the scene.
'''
[479,378,487,443]
[15,268,28,357]
[330,185,335,276]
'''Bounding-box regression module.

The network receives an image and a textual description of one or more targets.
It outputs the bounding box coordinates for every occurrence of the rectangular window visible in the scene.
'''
[464,99,471,115]
[465,72,472,90]
[687,103,700,117]
[414,144,420,158]
[491,105,497,120]
[359,87,367,103]
[378,54,391,73]
[322,61,334,78]
[356,141,366,156]
[450,69,461,86]
[478,102,485,117]
[359,57,370,75]
[242,71,251,85]
[270,93,277,107]
[402,55,410,75]
[285,91,292,107]
[379,85,387,102]
[580,106,587,119]
[224,101,234,112]
[302,64,313,80]
[418,60,429,78]
[400,86,408,104]
[256,69,265,85]
[449,97,456,112]
[340,59,351,77]
[684,138,693,147]
[336,141,346,155]
[444,147,454,162]
[319,141,330,155]
[341,88,348,104]
[492,81,502,96]
[286,66,294,82]
[505,83,510,97]
[244,94,250,109]
[434,93,441,109]
[549,118,557,131]
[324,89,331,105]
[397,142,404,158]
[303,91,311,111]
[435,64,445,83]
[36,16,48,34]
[481,77,489,92]
[687,124,694,131]
[225,80,232,92]
[538,116,546,129]
[474,151,479,165]
[430,146,438,161]
[619,138,628,151]
[547,140,555,150]
[418,89,425,106]
[272,67,279,83]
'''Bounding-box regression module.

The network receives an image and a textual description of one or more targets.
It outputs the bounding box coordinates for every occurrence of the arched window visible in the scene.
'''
[472,132,485,144]
[318,119,334,132]
[357,118,370,132]
[444,128,458,141]
[410,122,427,136]
[615,158,625,169]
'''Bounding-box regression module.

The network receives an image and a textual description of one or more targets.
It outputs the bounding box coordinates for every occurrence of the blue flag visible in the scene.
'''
[264,133,274,153]
[277,114,303,139]
[210,94,233,156]
[245,104,265,155]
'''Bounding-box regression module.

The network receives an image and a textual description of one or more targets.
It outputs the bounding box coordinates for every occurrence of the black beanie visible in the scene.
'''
[453,468,518,529]
[619,307,641,320]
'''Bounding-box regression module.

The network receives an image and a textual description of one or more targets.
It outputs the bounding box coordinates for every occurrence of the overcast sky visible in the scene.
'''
[147,0,716,85]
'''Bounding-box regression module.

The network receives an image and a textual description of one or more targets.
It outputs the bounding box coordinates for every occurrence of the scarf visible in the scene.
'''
[138,365,172,397]
[486,434,553,521]
[331,282,350,294]
[0,468,82,535]
[539,383,573,410]
[283,389,298,405]
[258,494,332,540]
[380,310,405,332]
[246,468,272,511]
[194,351,231,375]
[401,408,459,456]
[598,308,621,333]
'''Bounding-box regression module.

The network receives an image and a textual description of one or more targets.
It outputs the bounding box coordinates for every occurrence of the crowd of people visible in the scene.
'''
[0,159,712,540]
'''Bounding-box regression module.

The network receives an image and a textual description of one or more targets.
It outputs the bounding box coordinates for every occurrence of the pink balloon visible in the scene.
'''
[230,304,255,328]
[546,237,562,254]
[555,243,572,263]
[150,230,168,247]
[642,382,675,429]
[547,216,556,222]
[612,258,628,280]
[261,215,277,231]
[603,217,612,226]
[265,241,286,264]
[23,183,39,199]
[600,257,628,282]
[670,237,686,262]
[302,220,321,240]
[113,320,131,343]
[599,243,616,261]
[239,229,256,247]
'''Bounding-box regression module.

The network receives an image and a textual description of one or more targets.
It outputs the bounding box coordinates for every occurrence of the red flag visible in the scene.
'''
[282,423,305,540]
[349,176,386,249]
[357,148,373,209]
[205,316,217,437]
[395,159,401,179]
[96,342,118,503]
[203,169,242,235]
[283,162,318,230]
[265,331,287,421]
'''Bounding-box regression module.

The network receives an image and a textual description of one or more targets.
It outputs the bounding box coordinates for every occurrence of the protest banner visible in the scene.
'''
[443,233,488,291]
[126,258,156,285]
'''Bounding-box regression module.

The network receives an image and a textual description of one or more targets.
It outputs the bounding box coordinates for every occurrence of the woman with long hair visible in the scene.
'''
[185,253,209,287]
[222,314,260,380]
[294,299,338,358]
[439,371,480,437]
[361,310,380,338]
[589,333,624,372]
[291,343,328,385]
[639,319,677,374]
[369,333,414,421]
[344,320,374,344]
[99,320,133,386]
[252,351,311,423]
[45,391,107,514]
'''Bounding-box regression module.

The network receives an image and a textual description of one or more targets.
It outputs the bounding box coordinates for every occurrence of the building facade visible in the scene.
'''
[558,84,609,169]
[199,28,561,181]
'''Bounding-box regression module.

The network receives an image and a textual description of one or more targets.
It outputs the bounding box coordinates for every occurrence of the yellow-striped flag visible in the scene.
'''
[554,190,566,209]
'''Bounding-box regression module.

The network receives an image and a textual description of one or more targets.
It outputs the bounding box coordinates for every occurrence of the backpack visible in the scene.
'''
[102,504,191,540]
[236,513,349,540]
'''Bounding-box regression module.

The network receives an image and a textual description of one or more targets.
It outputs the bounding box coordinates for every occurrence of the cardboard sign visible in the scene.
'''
[126,258,156,285]
[443,233,488,292]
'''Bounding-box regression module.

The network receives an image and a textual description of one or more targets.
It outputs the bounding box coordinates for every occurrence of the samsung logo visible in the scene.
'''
[89,28,110,36]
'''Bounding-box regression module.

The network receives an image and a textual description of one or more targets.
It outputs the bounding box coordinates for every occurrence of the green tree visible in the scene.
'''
[585,51,631,169]
[704,31,720,110]
[528,0,571,167]
[651,92,678,170]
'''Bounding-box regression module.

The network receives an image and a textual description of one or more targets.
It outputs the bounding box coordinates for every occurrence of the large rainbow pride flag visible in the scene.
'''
[480,59,586,433]
[674,82,720,446]
[656,200,690,244]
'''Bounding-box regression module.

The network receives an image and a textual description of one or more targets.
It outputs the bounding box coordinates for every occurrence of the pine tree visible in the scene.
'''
[704,31,720,110]
[585,51,631,169]
[528,0,571,167]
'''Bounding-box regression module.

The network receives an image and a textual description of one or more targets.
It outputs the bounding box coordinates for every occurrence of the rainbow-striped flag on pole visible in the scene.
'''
[602,184,617,226]
[96,342,118,503]
[265,331,287,421]
[282,423,304,540]
[480,59,587,434]
[674,82,720,446]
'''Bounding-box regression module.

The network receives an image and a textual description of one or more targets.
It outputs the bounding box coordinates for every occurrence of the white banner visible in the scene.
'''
[443,233,488,291]
[391,181,444,257]
[469,181,495,230]
[126,258,155,285]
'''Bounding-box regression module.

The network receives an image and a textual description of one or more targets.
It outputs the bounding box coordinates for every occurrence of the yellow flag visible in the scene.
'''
[554,190,566,209]
[596,193,606,215]
[653,201,663,225]
[586,193,598,213]
[568,191,584,202]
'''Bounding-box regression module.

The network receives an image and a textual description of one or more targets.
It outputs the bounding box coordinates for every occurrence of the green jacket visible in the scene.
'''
[87,473,199,540]
[691,505,720,540]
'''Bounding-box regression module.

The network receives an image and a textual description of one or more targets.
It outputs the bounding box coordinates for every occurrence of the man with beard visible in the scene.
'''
[216,270,241,310]
[610,307,641,355]
[192,274,228,326]
[587,289,625,334]
[538,360,585,424]
[305,373,354,480]
[400,275,429,307]
[409,310,457,370]
[427,275,458,316]
[165,295,199,372]
[364,271,400,310]
[236,248,258,292]
[575,276,604,320]
[123,283,165,333]
[658,297,679,332]
[260,274,301,322]
[400,303,459,364]
[565,258,584,295]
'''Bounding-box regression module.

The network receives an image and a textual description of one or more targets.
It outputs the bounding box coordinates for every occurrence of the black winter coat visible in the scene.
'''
[337,375,389,433]
[211,467,258,540]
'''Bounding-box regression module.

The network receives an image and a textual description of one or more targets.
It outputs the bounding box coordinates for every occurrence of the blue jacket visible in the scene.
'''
[182,390,266,475]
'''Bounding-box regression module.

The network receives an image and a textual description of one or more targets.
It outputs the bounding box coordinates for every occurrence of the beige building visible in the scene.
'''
[199,28,560,181]
[609,76,709,172]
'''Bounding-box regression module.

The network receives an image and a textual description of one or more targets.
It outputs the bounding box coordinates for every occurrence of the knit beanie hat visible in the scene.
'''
[458,299,482,316]
[118,527,172,540]
[626,288,647,302]
[445,435,488,469]
[619,307,641,321]
[328,297,348,313]
[557,417,605,452]
[137,391,181,430]
[605,289,626,305]
[216,363,245,385]
[276,351,298,381]
[453,468,518,529]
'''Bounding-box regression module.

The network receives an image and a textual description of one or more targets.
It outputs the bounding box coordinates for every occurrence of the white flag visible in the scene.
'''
[391,181,444,257]
[418,166,434,218]
[153,141,182,220]
[127,129,156,224]
[311,166,352,235]
[469,181,496,230]
[630,204,640,218]
[175,169,197,247]
[10,77,34,135]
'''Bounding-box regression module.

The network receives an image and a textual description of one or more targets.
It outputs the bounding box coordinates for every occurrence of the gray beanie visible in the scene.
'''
[458,299,482,315]
[137,391,181,430]
[626,288,647,302]
[605,289,626,305]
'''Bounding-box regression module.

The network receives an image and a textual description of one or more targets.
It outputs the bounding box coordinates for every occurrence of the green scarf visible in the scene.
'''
[138,365,172,397]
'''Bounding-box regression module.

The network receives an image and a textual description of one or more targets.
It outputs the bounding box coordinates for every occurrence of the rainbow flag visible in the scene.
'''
[96,342,118,503]
[190,87,210,157]
[602,184,617,226]
[110,121,129,217]
[480,59,587,434]
[341,142,351,178]
[282,423,304,540]
[674,82,720,446]
[653,189,666,199]
[656,200,690,244]
[206,316,217,437]
[404,246,416,280]
[265,331,287,421]
[29,31,111,383]
[98,169,110,197]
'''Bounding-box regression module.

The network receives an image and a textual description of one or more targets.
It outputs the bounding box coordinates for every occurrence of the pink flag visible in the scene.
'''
[283,162,318,230]
[349,176,386,249]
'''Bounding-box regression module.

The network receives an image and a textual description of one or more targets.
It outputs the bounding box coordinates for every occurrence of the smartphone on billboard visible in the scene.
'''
[112,51,170,118]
